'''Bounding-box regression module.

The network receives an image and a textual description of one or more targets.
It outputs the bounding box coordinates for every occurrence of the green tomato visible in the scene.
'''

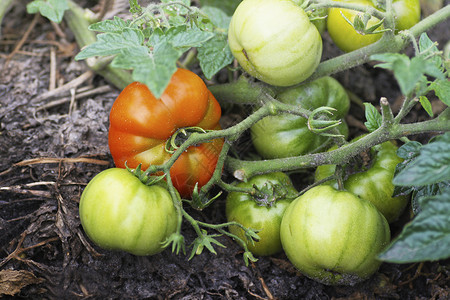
[327,0,384,53]
[280,185,391,285]
[251,76,350,159]
[327,0,421,52]
[315,139,409,223]
[392,0,421,32]
[79,168,178,256]
[228,0,322,86]
[226,172,298,256]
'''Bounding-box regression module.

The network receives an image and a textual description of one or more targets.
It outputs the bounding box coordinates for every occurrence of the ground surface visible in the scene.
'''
[0,1,449,299]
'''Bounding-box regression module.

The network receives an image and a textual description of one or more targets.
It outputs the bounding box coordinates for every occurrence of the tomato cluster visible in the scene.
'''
[77,0,414,286]
[80,68,224,256]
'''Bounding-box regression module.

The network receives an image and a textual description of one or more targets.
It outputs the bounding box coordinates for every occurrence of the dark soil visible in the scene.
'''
[1,1,449,299]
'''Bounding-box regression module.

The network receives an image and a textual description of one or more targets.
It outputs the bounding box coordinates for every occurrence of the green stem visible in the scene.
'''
[65,0,133,89]
[310,0,386,20]
[208,76,277,105]
[226,116,450,180]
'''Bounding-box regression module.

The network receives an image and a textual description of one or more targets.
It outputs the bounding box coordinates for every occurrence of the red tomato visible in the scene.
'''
[108,68,224,197]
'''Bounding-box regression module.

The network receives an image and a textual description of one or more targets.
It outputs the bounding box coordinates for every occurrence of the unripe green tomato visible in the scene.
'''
[79,168,178,256]
[327,0,384,53]
[251,76,350,159]
[315,140,409,223]
[280,185,391,285]
[392,0,421,31]
[228,0,323,86]
[226,172,298,256]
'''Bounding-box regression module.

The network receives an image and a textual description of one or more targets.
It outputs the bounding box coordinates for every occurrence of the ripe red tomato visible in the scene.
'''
[108,68,224,197]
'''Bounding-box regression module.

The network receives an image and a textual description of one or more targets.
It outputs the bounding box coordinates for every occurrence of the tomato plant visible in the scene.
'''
[280,185,391,285]
[79,168,178,256]
[315,139,408,223]
[108,68,224,198]
[251,76,350,159]
[228,0,322,86]
[226,172,298,256]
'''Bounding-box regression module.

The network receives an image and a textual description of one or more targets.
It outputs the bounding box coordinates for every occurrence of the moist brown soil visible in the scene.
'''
[1,2,449,300]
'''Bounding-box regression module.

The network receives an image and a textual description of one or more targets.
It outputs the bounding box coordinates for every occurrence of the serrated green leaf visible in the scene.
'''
[88,16,133,33]
[419,96,433,117]
[201,6,231,29]
[396,141,422,160]
[430,79,450,106]
[75,29,145,60]
[394,132,450,186]
[27,0,68,23]
[419,33,442,69]
[392,56,427,95]
[198,34,234,79]
[372,53,445,96]
[411,181,450,214]
[167,26,214,49]
[110,46,150,69]
[379,187,450,263]
[133,43,182,98]
[363,103,382,132]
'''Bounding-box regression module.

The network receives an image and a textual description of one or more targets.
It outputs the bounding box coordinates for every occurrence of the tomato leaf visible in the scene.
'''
[419,96,433,117]
[418,33,443,71]
[430,79,450,106]
[88,16,135,33]
[379,187,450,263]
[371,53,445,96]
[198,35,234,79]
[27,0,68,23]
[201,6,231,29]
[363,103,382,132]
[75,29,145,60]
[394,132,450,186]
[165,26,214,50]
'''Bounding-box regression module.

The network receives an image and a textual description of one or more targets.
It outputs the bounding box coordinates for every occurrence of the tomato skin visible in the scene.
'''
[251,77,350,159]
[228,0,322,86]
[327,0,383,53]
[108,68,224,197]
[79,168,177,256]
[315,140,409,223]
[226,172,298,256]
[392,0,421,32]
[280,185,391,285]
[327,0,421,52]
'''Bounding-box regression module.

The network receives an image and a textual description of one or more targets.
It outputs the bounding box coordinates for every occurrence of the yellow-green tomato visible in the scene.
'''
[280,185,391,285]
[228,0,323,86]
[327,0,384,52]
[315,140,409,223]
[79,168,178,256]
[392,0,421,31]
[226,172,298,256]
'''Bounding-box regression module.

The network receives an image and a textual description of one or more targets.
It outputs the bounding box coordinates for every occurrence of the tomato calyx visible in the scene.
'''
[125,163,166,187]
[188,183,223,210]
[307,106,345,137]
[165,126,209,154]
[252,182,293,207]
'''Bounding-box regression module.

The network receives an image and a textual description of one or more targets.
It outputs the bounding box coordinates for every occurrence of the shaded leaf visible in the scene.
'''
[379,187,450,263]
